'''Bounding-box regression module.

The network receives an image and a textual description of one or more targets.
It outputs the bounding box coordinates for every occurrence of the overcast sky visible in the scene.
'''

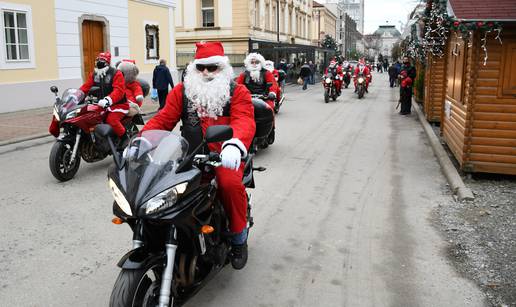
[363,0,421,33]
[319,0,423,34]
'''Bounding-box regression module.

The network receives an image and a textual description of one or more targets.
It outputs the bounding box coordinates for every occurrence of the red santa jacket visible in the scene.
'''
[80,69,128,113]
[353,66,370,78]
[125,81,144,107]
[236,69,278,97]
[143,83,255,154]
[324,65,343,78]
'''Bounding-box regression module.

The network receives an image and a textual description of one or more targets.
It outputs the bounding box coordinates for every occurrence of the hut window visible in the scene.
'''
[501,42,516,97]
[446,34,466,103]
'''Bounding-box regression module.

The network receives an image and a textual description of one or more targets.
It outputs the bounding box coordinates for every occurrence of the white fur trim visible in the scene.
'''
[136,95,144,102]
[106,96,113,104]
[107,107,129,114]
[193,55,229,65]
[222,138,247,157]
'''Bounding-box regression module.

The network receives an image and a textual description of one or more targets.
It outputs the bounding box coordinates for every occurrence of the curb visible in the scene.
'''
[413,101,474,201]
[0,111,158,148]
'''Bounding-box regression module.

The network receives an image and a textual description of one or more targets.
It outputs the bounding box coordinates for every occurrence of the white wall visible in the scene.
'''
[54,0,130,80]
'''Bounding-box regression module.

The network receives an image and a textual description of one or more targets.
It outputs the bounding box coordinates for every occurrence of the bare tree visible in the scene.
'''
[363,34,382,60]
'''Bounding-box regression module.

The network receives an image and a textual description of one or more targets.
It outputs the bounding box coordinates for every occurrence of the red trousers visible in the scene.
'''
[334,79,343,92]
[215,164,247,233]
[105,112,126,137]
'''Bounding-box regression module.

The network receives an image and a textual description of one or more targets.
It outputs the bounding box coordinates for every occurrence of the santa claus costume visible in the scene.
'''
[264,60,282,103]
[117,59,144,108]
[142,41,255,269]
[324,60,344,94]
[353,59,371,92]
[236,53,278,110]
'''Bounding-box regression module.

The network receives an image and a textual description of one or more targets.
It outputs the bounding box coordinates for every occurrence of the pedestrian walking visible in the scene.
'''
[308,60,315,84]
[299,62,311,90]
[394,60,402,87]
[152,59,174,110]
[383,60,389,73]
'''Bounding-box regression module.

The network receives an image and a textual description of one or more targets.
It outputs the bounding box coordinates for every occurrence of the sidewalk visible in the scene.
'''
[0,99,160,144]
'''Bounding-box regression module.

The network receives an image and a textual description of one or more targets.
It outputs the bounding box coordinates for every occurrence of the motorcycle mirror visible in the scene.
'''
[50,86,58,94]
[205,125,233,143]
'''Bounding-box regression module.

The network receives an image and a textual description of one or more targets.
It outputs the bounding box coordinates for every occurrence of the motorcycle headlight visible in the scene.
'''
[325,78,331,84]
[109,178,132,216]
[358,77,364,83]
[53,106,60,121]
[65,109,80,120]
[143,182,188,215]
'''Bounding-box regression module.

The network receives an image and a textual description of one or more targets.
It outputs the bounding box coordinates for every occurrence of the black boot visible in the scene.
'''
[230,242,248,270]
[116,133,130,151]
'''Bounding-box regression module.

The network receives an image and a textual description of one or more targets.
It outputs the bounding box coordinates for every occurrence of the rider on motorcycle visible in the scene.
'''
[116,59,144,108]
[48,52,128,139]
[264,60,282,104]
[141,41,256,270]
[236,53,278,110]
[353,59,371,93]
[324,60,343,95]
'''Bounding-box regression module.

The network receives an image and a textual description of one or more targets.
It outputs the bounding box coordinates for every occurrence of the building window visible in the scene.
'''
[145,24,159,61]
[201,0,215,27]
[254,0,259,28]
[272,4,277,32]
[265,3,270,31]
[0,3,34,69]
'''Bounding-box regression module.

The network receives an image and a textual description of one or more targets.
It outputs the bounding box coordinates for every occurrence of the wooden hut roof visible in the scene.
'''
[449,0,516,21]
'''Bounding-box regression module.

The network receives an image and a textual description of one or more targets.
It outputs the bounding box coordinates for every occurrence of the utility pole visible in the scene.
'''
[277,0,280,43]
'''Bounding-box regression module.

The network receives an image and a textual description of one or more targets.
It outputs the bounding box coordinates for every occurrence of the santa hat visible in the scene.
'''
[96,52,112,64]
[122,59,136,64]
[193,41,229,65]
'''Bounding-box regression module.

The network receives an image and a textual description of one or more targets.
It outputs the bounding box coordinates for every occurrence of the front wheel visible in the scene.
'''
[358,87,364,99]
[324,89,329,103]
[49,141,81,181]
[110,266,169,307]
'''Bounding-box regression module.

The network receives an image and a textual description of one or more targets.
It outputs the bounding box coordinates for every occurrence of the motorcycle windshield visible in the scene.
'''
[57,88,85,113]
[121,130,189,206]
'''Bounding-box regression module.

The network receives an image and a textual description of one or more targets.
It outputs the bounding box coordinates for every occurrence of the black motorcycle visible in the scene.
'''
[343,70,351,88]
[322,74,338,103]
[95,124,262,307]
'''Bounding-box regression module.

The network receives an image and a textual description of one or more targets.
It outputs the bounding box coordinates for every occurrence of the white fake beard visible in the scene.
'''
[94,66,109,78]
[184,62,234,119]
[245,63,262,83]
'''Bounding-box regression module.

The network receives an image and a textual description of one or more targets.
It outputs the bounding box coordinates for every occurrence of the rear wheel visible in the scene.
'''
[110,265,170,307]
[49,141,80,181]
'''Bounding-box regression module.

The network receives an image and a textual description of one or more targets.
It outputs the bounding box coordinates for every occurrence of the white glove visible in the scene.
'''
[220,145,242,171]
[98,98,112,108]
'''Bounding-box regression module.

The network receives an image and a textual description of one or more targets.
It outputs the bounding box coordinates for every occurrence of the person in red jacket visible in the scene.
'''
[353,59,371,93]
[142,41,255,269]
[324,60,344,95]
[236,53,277,110]
[81,52,128,137]
[264,60,282,104]
[116,59,144,107]
[48,52,127,139]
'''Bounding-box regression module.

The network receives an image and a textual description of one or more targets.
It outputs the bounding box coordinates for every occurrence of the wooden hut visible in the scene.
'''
[441,0,516,175]
[423,52,446,123]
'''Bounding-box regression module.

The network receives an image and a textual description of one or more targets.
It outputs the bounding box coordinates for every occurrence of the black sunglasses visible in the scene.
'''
[196,64,219,72]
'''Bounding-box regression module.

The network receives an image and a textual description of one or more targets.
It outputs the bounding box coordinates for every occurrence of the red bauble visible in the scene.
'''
[487,22,494,28]
[477,21,484,27]
[453,21,460,27]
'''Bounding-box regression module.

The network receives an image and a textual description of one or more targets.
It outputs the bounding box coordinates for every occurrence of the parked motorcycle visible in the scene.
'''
[355,73,367,99]
[95,124,262,307]
[322,75,338,103]
[251,94,275,150]
[48,82,147,182]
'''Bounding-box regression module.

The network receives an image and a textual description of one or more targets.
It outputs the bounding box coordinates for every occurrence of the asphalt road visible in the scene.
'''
[0,74,487,307]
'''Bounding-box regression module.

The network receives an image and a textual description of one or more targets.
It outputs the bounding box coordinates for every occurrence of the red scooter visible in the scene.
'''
[48,86,144,181]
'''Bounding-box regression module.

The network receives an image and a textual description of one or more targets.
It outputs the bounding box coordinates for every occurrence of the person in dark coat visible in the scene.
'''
[388,64,398,87]
[152,59,174,110]
[398,56,416,102]
[399,70,413,115]
[299,62,312,90]
[308,60,315,84]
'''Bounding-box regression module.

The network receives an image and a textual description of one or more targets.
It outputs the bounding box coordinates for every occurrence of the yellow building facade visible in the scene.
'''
[175,0,315,67]
[0,0,177,113]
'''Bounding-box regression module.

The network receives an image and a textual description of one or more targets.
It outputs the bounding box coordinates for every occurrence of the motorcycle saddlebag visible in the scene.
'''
[252,98,273,138]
